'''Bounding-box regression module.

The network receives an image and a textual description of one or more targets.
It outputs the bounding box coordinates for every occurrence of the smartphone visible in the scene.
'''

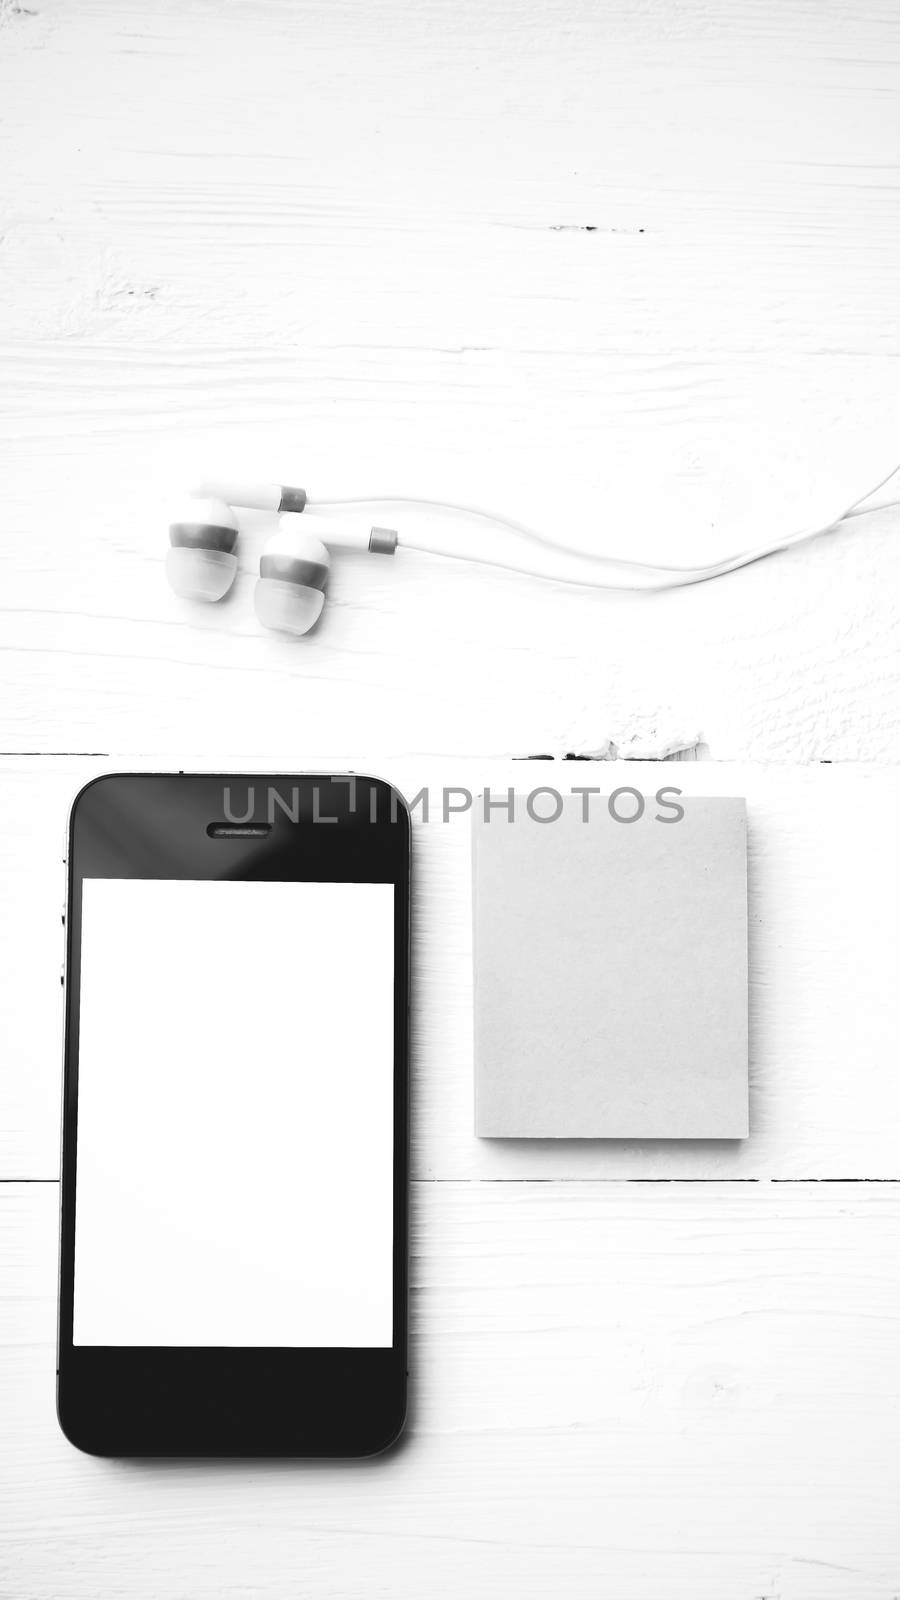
[57,772,410,1457]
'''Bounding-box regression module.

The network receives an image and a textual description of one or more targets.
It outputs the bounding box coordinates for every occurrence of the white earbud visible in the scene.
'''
[166,497,239,601]
[167,487,399,636]
[254,514,330,636]
[168,456,900,632]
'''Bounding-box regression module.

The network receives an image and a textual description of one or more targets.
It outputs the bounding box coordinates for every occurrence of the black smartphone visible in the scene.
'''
[57,772,410,1457]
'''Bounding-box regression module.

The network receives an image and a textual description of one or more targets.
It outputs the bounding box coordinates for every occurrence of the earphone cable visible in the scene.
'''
[309,455,900,591]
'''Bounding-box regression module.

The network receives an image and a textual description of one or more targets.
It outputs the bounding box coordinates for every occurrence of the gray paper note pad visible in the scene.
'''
[473,794,748,1139]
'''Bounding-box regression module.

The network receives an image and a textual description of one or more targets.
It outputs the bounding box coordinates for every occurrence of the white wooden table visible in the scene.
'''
[2,2,900,1595]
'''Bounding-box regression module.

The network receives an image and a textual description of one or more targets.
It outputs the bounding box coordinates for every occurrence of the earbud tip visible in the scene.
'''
[171,495,239,533]
[254,578,325,636]
[166,546,237,602]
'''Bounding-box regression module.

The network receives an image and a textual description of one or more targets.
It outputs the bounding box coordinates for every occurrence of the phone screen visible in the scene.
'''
[72,876,395,1349]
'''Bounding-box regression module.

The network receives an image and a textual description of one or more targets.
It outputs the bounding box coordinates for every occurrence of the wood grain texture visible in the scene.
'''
[2,755,898,1180]
[1,0,899,760]
[4,1180,900,1600]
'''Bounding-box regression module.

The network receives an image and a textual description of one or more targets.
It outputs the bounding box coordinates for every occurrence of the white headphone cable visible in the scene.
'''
[308,455,900,591]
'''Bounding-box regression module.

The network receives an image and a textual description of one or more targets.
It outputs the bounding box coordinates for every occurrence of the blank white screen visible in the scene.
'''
[73,878,395,1348]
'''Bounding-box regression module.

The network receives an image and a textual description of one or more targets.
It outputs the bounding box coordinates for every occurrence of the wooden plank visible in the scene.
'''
[3,1180,900,1600]
[3,757,898,1181]
[1,0,899,760]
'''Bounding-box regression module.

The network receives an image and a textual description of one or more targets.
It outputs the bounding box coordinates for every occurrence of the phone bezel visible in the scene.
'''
[57,771,410,1457]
